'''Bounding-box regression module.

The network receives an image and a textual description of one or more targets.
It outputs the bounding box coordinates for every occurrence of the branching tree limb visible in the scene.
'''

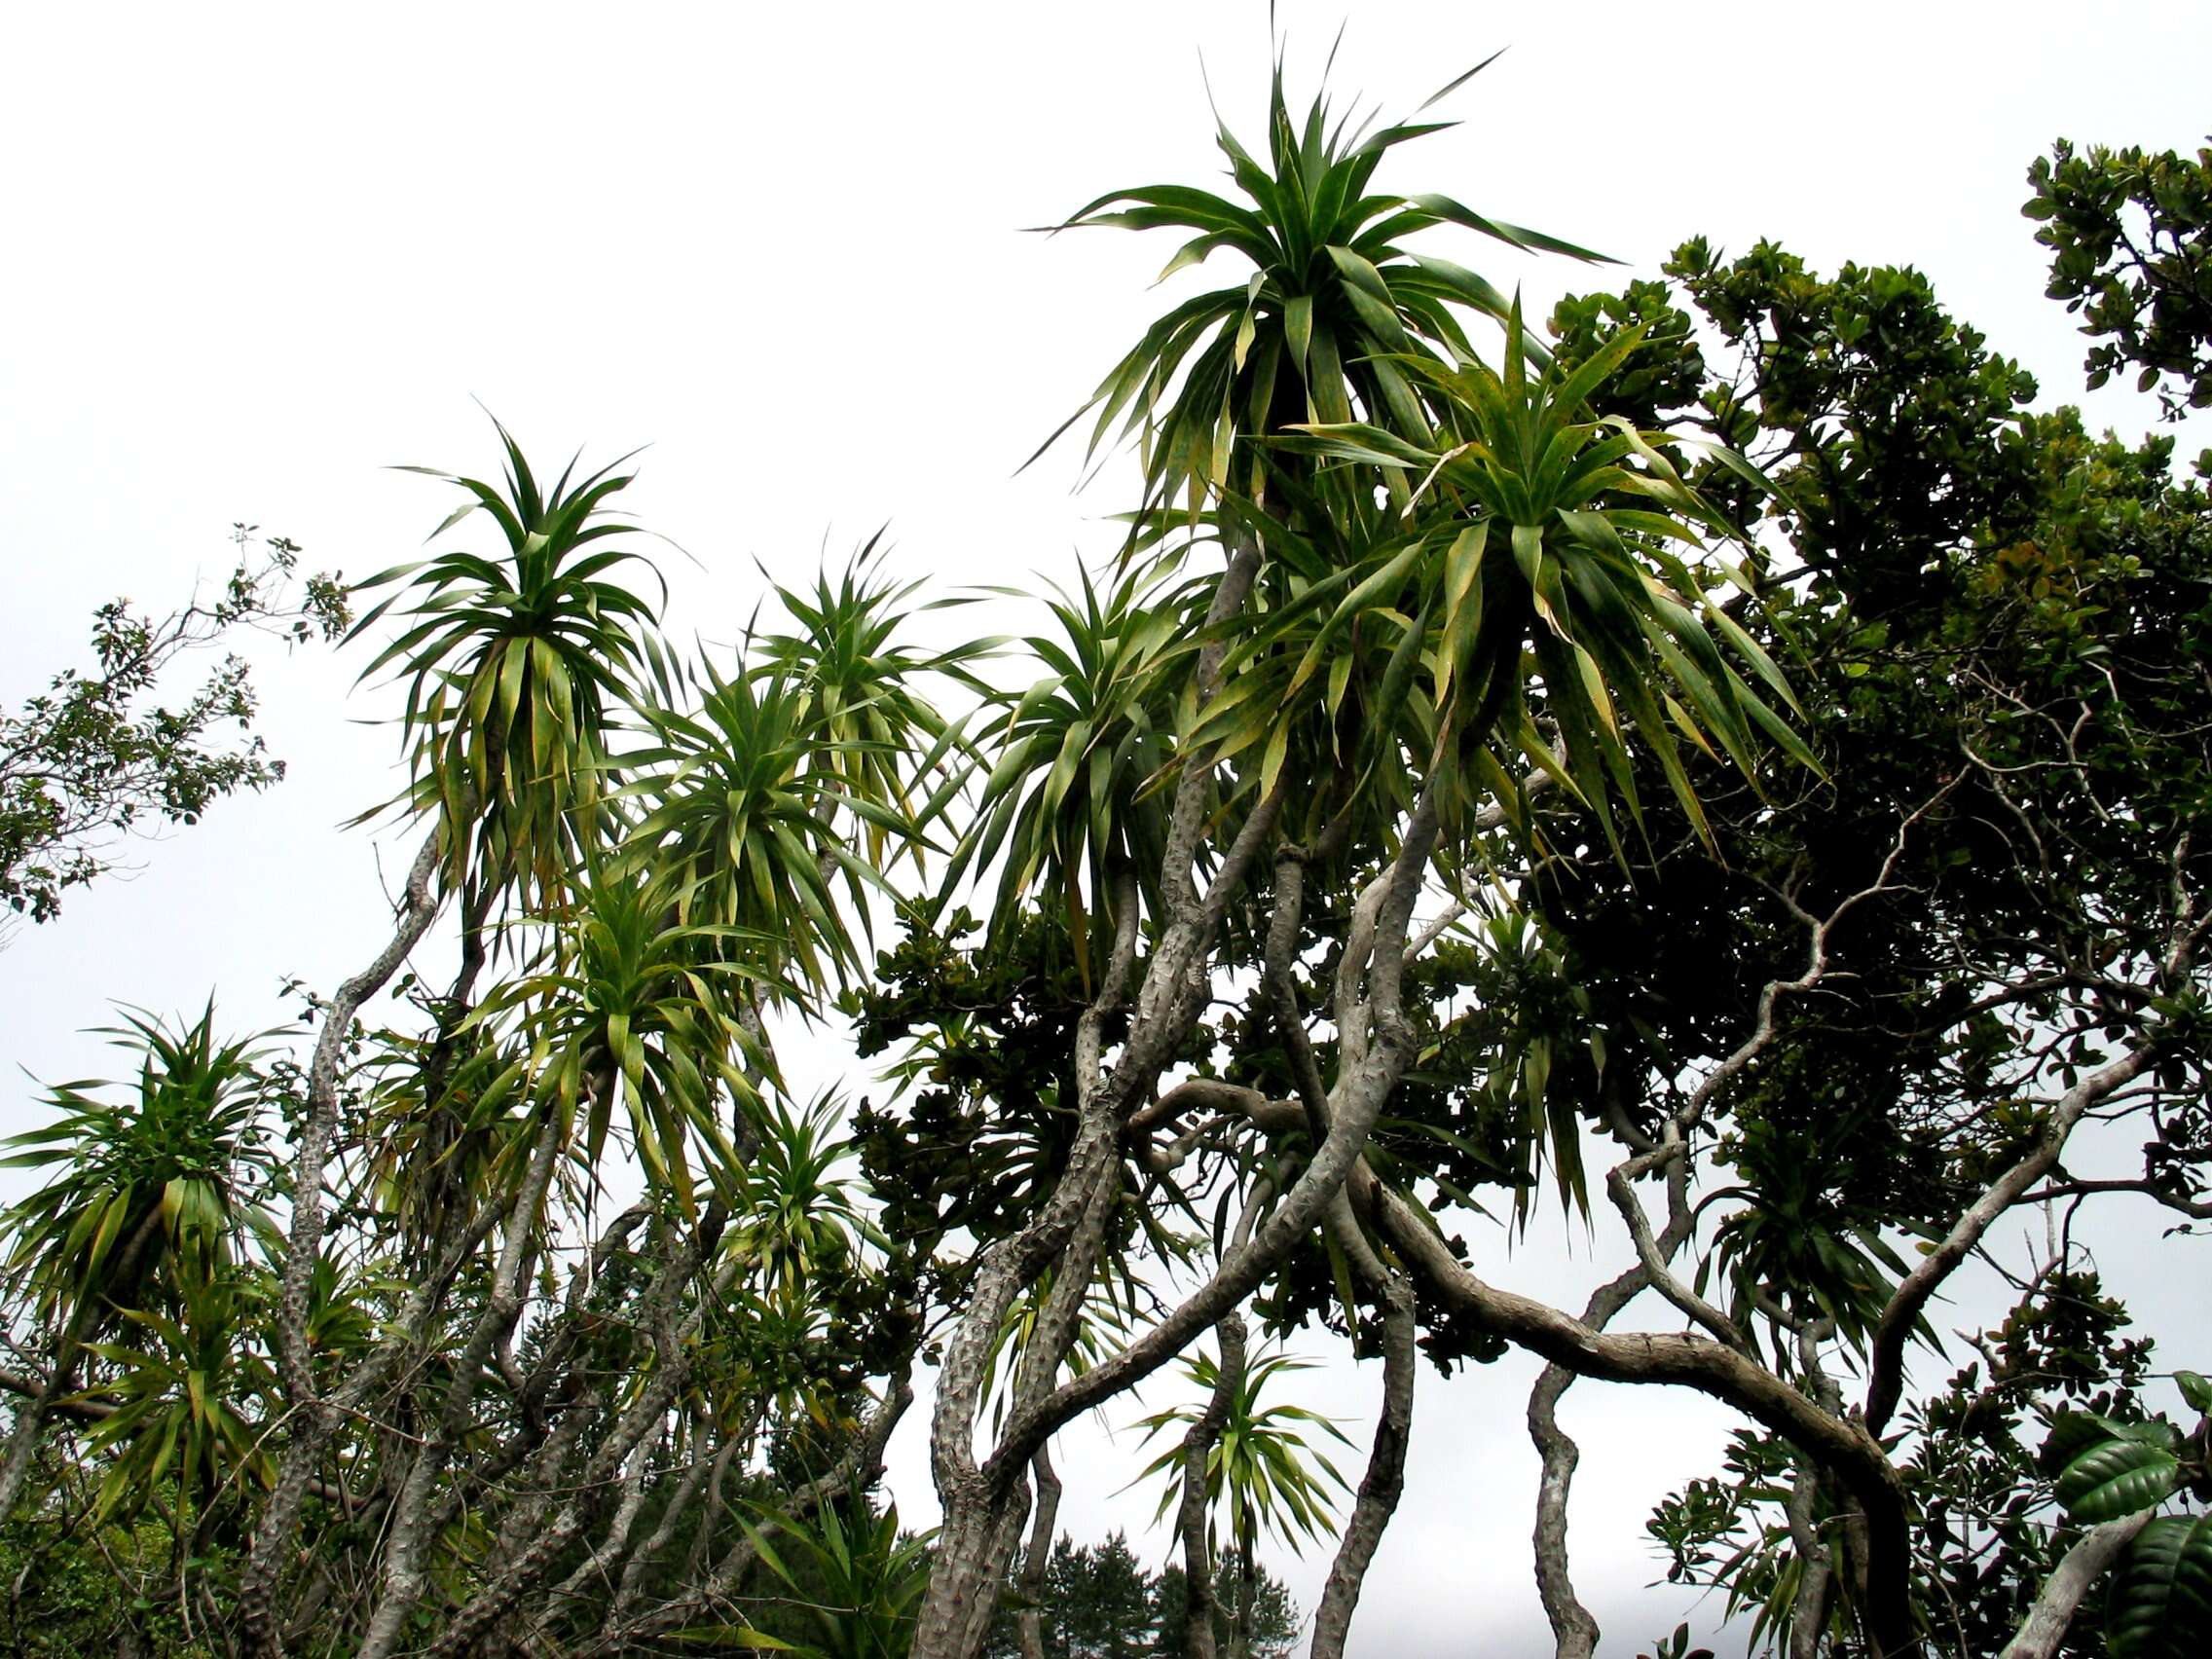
[1308,1200,1415,1659]
[240,828,444,1659]
[1996,1512,2157,1659]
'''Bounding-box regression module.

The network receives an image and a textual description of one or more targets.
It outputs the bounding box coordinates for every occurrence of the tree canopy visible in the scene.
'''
[0,531,347,936]
[2,57,2209,1659]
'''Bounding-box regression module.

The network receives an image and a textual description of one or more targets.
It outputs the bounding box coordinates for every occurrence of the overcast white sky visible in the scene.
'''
[5,4,2211,1653]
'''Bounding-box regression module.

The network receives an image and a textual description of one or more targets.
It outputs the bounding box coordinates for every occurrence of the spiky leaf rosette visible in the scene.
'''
[1038,54,1605,528]
[350,425,662,908]
[1248,315,1812,856]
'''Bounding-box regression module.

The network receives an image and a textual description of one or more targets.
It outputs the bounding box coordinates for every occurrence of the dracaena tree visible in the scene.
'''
[0,1005,281,1520]
[904,61,1797,1659]
[1133,1343,1349,1659]
[350,430,662,917]
[880,72,2207,1659]
[1044,53,1602,524]
[0,429,971,1659]
[750,537,995,877]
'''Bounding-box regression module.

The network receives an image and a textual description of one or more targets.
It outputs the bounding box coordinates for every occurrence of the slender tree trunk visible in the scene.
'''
[354,1112,565,1659]
[684,1424,748,1581]
[574,1367,911,1658]
[916,791,1433,1659]
[546,1427,657,1610]
[1527,1255,1671,1659]
[1997,1512,2155,1659]
[1785,1456,1835,1659]
[1229,1525,1254,1659]
[913,540,1443,1659]
[1358,1164,1922,1659]
[1014,1447,1061,1659]
[1176,1314,1247,1659]
[1309,1205,1414,1659]
[613,1436,714,1616]
[240,829,444,1659]
[0,1305,92,1521]
[913,883,1147,1659]
[417,1208,724,1659]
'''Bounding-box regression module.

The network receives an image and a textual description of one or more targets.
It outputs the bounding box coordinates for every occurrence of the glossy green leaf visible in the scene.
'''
[2057,1433,2183,1522]
[2108,1515,2212,1659]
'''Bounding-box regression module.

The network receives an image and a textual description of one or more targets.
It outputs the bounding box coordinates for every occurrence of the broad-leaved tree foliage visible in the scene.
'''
[0,529,347,937]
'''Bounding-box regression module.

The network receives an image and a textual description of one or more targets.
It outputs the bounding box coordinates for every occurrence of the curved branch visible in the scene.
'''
[1864,1041,2157,1436]
[1014,1446,1062,1659]
[355,1108,566,1659]
[1604,1158,1745,1350]
[984,791,1443,1488]
[1784,1453,1834,1659]
[1355,1166,1919,1659]
[422,1207,728,1659]
[1996,1512,2156,1659]
[578,1363,914,1657]
[240,827,445,1659]
[1528,1108,1707,1659]
[276,829,445,1400]
[2018,1176,2212,1221]
[1527,1258,1653,1659]
[1173,1314,1246,1659]
[1309,1202,1415,1659]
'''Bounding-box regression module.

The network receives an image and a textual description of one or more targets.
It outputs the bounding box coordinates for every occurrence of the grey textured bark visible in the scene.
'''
[684,1425,747,1581]
[576,1366,912,1657]
[916,841,1287,1655]
[546,1430,658,1613]
[1358,1164,1920,1659]
[913,1477,1036,1659]
[734,982,771,1160]
[355,1109,565,1659]
[1527,1354,1600,1659]
[492,1388,601,1568]
[1784,1456,1834,1659]
[913,876,1150,1657]
[1309,1204,1414,1659]
[933,780,1432,1658]
[913,558,1444,1659]
[1996,1511,2155,1659]
[1014,1446,1062,1659]
[614,1431,719,1616]
[240,829,445,1659]
[985,791,1441,1483]
[1784,1322,1844,1659]
[1510,830,1947,1659]
[1524,1256,1667,1659]
[1175,1313,1248,1659]
[0,1366,62,1524]
[419,1207,725,1658]
[428,1202,652,1548]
